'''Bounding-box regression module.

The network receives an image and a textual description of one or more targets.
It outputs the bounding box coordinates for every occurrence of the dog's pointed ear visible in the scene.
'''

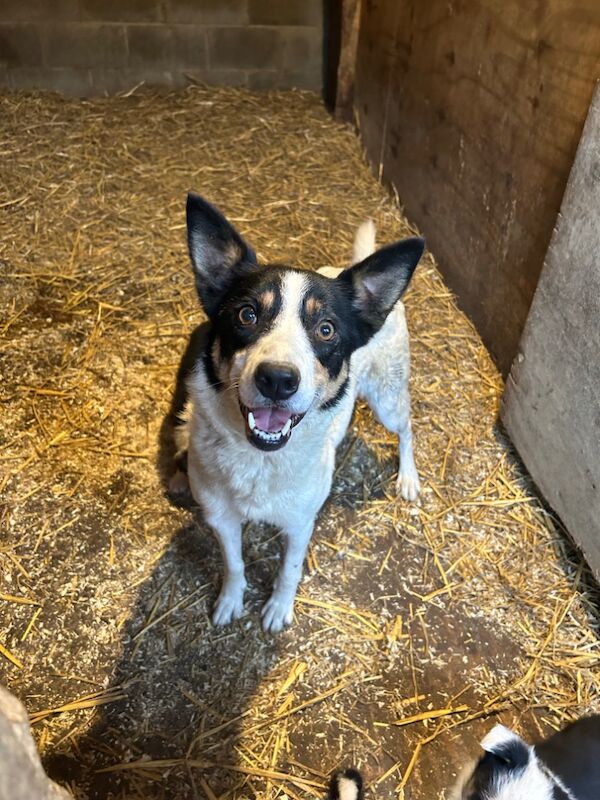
[480,725,532,769]
[186,193,257,317]
[339,237,424,329]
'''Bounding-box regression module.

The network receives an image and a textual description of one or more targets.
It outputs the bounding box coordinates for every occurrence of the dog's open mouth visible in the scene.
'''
[240,403,305,451]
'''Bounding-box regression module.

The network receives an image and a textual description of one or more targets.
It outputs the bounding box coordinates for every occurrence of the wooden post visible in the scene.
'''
[335,0,361,122]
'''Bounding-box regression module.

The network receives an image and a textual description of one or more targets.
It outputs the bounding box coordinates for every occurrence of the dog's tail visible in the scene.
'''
[353,219,376,263]
[329,769,363,800]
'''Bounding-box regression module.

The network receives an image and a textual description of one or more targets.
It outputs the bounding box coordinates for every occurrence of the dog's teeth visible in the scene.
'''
[248,411,256,431]
[282,419,291,436]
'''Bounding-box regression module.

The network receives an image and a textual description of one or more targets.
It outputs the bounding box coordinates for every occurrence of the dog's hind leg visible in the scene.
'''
[261,519,314,633]
[360,357,420,502]
[205,509,247,626]
[369,382,420,501]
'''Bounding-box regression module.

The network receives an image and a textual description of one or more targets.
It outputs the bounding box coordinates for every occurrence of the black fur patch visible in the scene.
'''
[319,376,350,410]
[213,268,284,362]
[300,272,369,379]
[536,714,600,800]
[169,321,213,421]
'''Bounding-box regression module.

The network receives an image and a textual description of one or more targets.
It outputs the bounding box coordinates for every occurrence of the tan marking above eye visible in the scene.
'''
[259,289,275,309]
[305,296,323,316]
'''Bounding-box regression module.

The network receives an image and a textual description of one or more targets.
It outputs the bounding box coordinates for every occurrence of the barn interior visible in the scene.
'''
[0,3,599,800]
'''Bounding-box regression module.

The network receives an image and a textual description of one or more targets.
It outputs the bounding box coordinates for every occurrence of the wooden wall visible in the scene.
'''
[502,85,600,579]
[354,0,600,374]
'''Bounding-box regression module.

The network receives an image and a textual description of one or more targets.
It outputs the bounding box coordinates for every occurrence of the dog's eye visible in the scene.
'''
[316,320,335,341]
[238,305,257,326]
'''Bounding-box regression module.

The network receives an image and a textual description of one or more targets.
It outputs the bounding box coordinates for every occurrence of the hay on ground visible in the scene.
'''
[0,86,598,800]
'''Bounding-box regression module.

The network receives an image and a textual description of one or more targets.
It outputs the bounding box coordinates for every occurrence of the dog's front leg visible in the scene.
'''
[206,510,247,626]
[261,519,314,633]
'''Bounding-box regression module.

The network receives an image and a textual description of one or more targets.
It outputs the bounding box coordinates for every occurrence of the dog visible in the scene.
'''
[453,716,600,800]
[327,716,600,800]
[169,193,424,632]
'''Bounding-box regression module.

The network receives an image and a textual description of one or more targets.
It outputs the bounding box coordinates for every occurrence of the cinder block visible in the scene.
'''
[186,68,248,87]
[247,67,322,92]
[279,67,322,91]
[8,66,92,95]
[127,24,207,70]
[248,0,322,27]
[281,26,322,71]
[246,69,279,90]
[80,0,161,23]
[42,23,128,69]
[0,0,78,22]
[164,0,248,26]
[89,67,174,94]
[0,23,42,66]
[207,26,283,70]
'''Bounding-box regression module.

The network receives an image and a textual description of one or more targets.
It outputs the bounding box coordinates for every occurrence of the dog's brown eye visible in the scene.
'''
[238,305,257,326]
[316,320,335,341]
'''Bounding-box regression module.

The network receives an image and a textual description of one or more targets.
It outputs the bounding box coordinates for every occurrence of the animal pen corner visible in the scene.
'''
[0,2,599,799]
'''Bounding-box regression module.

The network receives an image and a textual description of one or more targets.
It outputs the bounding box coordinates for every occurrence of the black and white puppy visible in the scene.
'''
[454,717,600,800]
[172,193,424,632]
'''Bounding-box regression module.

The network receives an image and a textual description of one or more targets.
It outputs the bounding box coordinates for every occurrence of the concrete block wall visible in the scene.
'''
[0,0,323,95]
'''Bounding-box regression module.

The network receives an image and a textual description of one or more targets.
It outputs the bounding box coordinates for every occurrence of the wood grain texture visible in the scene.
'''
[502,84,600,578]
[354,0,600,373]
[335,0,361,121]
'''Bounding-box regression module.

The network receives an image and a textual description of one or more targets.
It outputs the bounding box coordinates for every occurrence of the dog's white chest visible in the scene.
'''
[186,390,354,527]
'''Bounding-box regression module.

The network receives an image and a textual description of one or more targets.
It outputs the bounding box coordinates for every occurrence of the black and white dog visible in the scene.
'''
[171,194,424,632]
[454,717,600,800]
[327,716,600,800]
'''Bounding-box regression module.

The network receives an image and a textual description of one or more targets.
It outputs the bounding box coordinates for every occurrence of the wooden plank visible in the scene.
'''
[502,84,600,578]
[354,0,600,374]
[335,0,362,122]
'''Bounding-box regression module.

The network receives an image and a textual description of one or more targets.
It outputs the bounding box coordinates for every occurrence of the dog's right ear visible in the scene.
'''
[186,193,257,317]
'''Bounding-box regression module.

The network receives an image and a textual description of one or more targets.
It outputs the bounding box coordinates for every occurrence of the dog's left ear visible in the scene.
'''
[186,193,258,317]
[340,237,424,329]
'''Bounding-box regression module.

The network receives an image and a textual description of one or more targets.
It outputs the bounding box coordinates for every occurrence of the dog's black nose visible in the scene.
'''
[255,361,300,401]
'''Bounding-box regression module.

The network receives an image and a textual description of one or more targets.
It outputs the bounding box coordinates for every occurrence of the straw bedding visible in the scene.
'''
[0,86,598,800]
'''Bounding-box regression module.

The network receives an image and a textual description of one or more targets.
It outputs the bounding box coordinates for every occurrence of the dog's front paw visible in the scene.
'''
[396,467,420,501]
[261,592,294,633]
[212,581,246,626]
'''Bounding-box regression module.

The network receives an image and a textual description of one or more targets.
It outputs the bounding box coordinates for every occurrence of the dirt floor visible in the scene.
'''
[0,86,599,800]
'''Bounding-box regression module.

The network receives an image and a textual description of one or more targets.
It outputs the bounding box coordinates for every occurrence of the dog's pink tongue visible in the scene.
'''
[252,407,292,432]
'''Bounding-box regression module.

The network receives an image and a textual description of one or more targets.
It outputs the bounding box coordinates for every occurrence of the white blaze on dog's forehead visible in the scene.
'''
[261,270,312,364]
[336,776,359,800]
[481,724,528,754]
